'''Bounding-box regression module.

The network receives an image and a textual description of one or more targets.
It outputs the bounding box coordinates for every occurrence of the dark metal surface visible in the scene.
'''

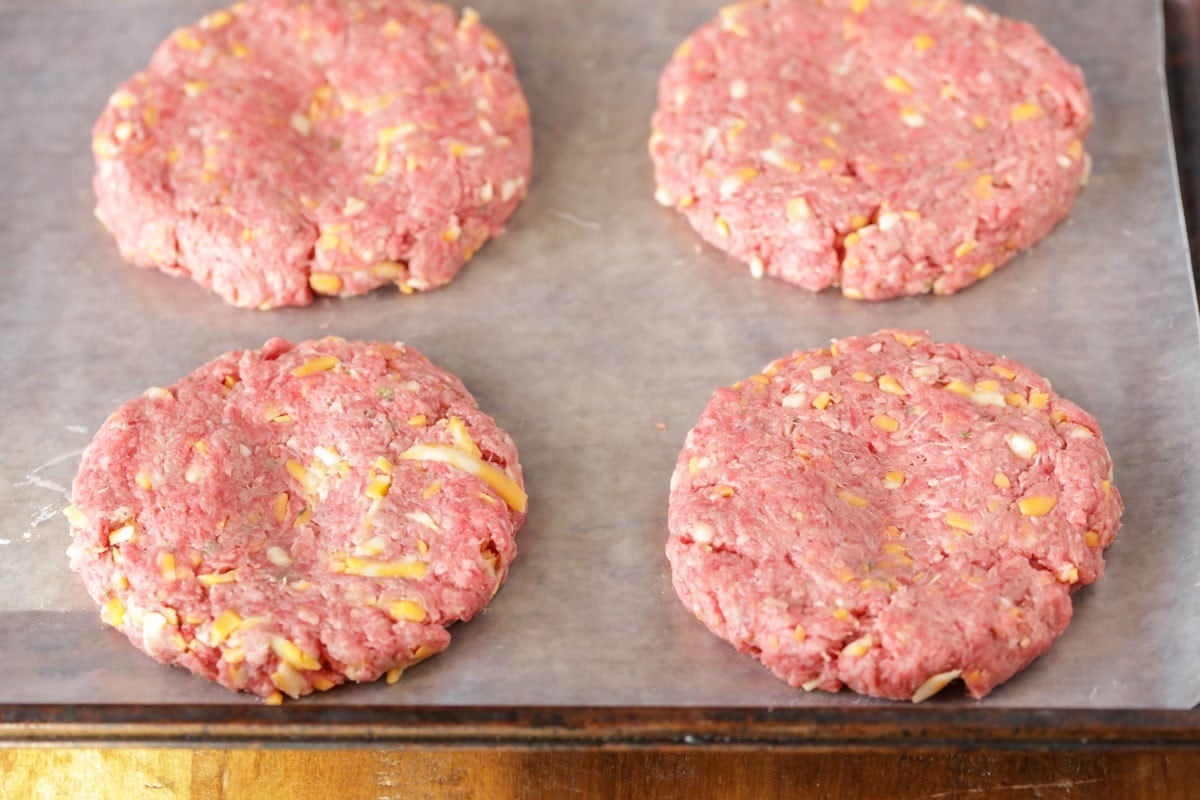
[3,703,1200,749]
[1168,0,1200,274]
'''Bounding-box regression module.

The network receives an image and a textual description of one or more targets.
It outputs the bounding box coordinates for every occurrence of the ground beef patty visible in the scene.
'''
[667,330,1121,701]
[649,0,1092,300]
[66,337,526,701]
[92,0,531,309]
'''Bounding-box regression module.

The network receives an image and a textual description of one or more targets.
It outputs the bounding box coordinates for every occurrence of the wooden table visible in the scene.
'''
[2,702,1198,796]
[0,746,1198,798]
[4,3,1199,795]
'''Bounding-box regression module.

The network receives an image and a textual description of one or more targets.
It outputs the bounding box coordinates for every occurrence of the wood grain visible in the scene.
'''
[4,748,1200,799]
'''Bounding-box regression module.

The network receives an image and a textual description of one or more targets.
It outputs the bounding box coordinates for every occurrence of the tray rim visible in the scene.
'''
[2,0,1197,747]
[2,704,1200,749]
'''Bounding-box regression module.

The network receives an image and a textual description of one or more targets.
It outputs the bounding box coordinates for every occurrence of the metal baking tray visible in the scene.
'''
[2,0,1198,745]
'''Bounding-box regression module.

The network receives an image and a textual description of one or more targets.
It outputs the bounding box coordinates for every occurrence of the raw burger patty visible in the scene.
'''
[66,337,526,701]
[649,0,1092,299]
[92,0,532,309]
[667,330,1121,701]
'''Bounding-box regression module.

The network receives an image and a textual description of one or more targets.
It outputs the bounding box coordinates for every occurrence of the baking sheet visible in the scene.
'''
[1,0,1197,711]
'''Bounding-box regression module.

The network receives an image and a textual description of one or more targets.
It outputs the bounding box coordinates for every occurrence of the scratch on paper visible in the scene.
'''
[18,473,67,494]
[7,448,84,544]
[548,208,602,231]
[13,502,71,544]
[29,503,60,529]
[13,449,83,497]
